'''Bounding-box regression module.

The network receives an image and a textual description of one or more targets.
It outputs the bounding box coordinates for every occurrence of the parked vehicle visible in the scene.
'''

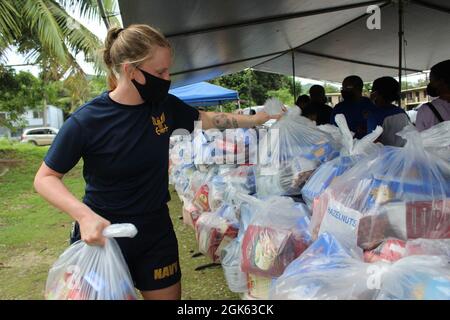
[20,127,59,146]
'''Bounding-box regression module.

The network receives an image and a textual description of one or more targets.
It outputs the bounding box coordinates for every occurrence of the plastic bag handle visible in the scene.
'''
[102,223,138,238]
[335,114,355,155]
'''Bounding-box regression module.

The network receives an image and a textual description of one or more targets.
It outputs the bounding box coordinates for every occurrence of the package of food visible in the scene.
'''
[357,199,450,249]
[364,238,406,263]
[269,233,376,300]
[240,196,311,277]
[182,199,201,228]
[302,114,382,208]
[195,207,239,263]
[311,125,450,249]
[45,224,138,300]
[256,99,340,198]
[376,255,450,300]
[246,273,275,300]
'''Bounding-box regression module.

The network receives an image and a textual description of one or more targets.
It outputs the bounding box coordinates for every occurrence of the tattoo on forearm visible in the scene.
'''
[212,113,239,129]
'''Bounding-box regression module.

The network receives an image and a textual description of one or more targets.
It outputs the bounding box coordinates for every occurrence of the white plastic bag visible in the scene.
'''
[45,224,138,300]
[302,115,383,208]
[240,196,311,277]
[195,206,239,263]
[221,239,248,293]
[420,120,450,161]
[257,105,340,197]
[269,233,374,300]
[311,125,450,249]
[376,255,450,300]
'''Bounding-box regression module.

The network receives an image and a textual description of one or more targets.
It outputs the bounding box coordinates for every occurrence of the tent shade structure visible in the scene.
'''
[118,0,450,87]
[169,82,239,107]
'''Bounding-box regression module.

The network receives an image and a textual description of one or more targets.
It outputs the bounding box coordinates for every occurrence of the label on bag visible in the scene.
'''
[319,199,363,248]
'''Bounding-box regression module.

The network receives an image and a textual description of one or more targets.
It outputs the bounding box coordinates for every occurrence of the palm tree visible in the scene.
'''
[0,0,120,124]
[1,0,120,69]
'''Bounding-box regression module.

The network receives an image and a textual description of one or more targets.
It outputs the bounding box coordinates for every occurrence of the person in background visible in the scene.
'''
[367,76,410,147]
[33,24,281,300]
[331,75,376,139]
[295,94,310,112]
[302,85,332,125]
[416,60,450,131]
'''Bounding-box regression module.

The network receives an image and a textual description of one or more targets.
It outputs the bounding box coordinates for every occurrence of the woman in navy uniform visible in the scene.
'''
[34,24,280,300]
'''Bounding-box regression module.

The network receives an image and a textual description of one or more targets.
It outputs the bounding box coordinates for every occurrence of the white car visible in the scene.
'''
[20,127,59,146]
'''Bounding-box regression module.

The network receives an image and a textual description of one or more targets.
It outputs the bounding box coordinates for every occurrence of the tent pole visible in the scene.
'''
[398,0,404,108]
[291,50,296,105]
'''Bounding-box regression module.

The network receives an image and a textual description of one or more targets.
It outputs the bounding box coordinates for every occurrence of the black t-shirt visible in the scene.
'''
[44,92,199,217]
[302,102,333,125]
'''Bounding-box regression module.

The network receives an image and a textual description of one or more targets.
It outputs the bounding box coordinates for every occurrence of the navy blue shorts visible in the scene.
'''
[70,204,181,291]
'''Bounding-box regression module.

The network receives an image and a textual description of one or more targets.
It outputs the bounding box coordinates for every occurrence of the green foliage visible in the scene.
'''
[0,67,44,129]
[210,69,301,109]
[267,88,295,106]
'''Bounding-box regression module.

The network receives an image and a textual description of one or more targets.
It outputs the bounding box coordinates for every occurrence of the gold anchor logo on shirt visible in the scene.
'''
[152,112,169,135]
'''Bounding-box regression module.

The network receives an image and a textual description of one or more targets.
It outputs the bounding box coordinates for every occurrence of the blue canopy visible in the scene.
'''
[169,81,239,107]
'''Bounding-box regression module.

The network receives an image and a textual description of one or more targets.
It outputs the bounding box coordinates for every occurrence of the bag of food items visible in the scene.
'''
[302,114,383,208]
[45,224,138,300]
[240,196,311,277]
[195,205,239,262]
[311,124,450,250]
[257,99,340,197]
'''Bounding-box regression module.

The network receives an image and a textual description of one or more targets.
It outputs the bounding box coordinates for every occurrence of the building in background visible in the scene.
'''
[401,86,430,110]
[325,93,342,107]
[0,105,64,139]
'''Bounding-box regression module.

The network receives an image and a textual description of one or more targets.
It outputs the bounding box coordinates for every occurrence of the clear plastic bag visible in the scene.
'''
[364,237,450,263]
[195,206,239,263]
[420,120,450,162]
[221,239,248,293]
[376,255,450,300]
[257,104,340,197]
[240,196,311,277]
[45,224,138,300]
[302,115,383,208]
[269,233,375,300]
[270,233,450,300]
[311,125,450,250]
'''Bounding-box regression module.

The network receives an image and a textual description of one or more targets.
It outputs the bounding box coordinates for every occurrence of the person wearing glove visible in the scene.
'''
[33,24,282,300]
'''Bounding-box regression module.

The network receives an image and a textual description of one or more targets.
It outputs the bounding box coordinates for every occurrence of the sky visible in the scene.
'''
[3,4,426,88]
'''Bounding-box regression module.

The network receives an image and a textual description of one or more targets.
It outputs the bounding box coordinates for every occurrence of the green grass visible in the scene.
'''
[0,140,239,300]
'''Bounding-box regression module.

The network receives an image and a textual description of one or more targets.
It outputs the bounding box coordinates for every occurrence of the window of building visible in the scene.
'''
[32,111,43,119]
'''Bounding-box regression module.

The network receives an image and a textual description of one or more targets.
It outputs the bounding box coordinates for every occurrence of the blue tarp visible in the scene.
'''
[169,82,239,107]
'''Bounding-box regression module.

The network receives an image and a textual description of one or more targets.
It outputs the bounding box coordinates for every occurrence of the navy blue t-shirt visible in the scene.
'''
[330,97,376,139]
[44,92,199,217]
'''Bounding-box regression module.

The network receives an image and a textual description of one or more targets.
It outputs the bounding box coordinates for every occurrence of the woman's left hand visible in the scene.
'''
[253,110,285,125]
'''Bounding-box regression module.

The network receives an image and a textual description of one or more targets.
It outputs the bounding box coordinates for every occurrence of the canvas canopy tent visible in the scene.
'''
[117,0,450,88]
[169,81,239,107]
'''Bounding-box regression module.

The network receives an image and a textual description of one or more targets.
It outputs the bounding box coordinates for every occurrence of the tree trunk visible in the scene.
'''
[43,97,48,127]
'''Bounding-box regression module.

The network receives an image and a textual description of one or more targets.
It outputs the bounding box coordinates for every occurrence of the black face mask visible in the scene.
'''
[131,67,171,104]
[426,83,439,98]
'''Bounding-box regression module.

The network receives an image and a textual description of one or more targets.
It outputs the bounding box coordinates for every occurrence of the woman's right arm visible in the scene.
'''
[34,162,110,246]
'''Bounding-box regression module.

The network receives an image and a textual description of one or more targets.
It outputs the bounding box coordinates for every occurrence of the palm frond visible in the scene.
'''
[0,0,21,51]
[58,0,100,23]
[22,0,67,64]
[50,1,104,74]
